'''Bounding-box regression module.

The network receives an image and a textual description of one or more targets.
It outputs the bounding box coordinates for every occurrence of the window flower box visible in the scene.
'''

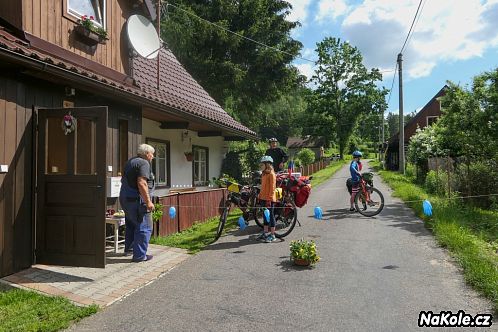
[75,15,108,45]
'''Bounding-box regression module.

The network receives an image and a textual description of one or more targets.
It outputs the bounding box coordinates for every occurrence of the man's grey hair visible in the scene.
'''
[137,143,155,157]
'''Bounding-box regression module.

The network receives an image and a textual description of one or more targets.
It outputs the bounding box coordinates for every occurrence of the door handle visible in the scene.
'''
[90,185,103,189]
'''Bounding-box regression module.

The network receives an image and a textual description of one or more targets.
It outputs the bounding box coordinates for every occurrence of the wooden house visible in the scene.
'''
[385,86,447,170]
[0,1,256,276]
[286,136,325,160]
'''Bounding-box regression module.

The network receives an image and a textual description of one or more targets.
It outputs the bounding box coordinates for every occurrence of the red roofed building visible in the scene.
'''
[0,1,256,276]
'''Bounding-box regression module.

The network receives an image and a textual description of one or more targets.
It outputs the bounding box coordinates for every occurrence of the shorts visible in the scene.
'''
[351,181,360,194]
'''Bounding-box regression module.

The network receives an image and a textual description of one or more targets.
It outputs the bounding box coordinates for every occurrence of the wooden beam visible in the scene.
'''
[224,136,246,141]
[159,121,189,129]
[198,131,222,137]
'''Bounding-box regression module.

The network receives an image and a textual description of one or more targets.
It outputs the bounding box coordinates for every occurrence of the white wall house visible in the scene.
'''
[142,118,228,196]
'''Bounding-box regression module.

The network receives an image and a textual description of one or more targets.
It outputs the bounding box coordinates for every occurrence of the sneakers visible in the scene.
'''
[264,234,276,243]
[349,207,356,212]
[256,232,267,241]
[132,254,153,262]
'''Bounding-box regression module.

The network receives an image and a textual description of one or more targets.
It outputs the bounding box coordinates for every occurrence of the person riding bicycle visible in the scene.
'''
[265,138,288,173]
[349,150,363,212]
[256,155,277,243]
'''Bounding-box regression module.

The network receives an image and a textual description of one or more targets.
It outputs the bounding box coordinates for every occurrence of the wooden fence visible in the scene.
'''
[300,160,330,176]
[156,189,226,237]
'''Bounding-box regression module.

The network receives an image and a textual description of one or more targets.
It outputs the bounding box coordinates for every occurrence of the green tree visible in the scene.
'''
[386,111,417,139]
[258,87,308,143]
[161,0,303,127]
[309,38,387,158]
[297,148,315,166]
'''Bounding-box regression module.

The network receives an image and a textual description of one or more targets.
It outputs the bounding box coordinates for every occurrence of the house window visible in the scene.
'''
[147,139,170,187]
[193,146,209,186]
[68,0,105,27]
[427,116,439,126]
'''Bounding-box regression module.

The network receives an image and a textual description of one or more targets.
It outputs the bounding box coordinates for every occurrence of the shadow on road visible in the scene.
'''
[276,259,314,272]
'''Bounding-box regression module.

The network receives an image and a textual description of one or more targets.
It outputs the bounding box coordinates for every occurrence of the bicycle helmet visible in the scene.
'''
[352,150,362,158]
[260,155,274,164]
[268,138,278,143]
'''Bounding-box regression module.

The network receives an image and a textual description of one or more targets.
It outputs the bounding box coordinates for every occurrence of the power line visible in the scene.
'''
[404,0,426,54]
[162,2,315,63]
[400,0,424,54]
[386,63,398,106]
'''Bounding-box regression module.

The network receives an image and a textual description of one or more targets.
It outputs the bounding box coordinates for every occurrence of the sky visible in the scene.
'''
[287,0,498,115]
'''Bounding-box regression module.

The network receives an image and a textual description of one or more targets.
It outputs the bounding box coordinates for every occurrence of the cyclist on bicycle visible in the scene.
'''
[256,156,277,243]
[350,150,362,211]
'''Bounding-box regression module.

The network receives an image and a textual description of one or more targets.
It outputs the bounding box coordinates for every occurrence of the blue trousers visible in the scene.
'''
[261,201,276,227]
[119,197,152,261]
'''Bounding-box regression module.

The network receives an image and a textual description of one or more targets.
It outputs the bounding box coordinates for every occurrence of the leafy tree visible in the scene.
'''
[161,0,303,127]
[386,111,417,139]
[258,87,308,143]
[308,38,387,158]
[297,148,315,166]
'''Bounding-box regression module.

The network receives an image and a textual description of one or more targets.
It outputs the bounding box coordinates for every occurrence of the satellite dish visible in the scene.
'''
[127,14,160,59]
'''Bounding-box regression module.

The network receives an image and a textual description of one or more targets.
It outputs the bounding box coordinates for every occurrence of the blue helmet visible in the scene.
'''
[352,150,362,158]
[260,155,274,164]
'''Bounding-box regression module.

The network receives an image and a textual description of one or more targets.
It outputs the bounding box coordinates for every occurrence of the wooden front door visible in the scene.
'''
[36,107,107,267]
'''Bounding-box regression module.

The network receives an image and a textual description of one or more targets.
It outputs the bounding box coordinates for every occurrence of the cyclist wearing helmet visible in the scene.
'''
[265,138,288,172]
[257,155,277,243]
[349,150,363,211]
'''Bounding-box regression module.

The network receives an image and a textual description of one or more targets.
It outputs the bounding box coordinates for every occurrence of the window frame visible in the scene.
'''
[66,0,106,29]
[146,138,171,188]
[192,145,209,187]
[426,116,439,126]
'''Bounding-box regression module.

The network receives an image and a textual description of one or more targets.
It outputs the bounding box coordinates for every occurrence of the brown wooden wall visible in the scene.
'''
[157,195,179,237]
[20,0,133,75]
[0,0,23,29]
[404,99,441,141]
[0,71,142,277]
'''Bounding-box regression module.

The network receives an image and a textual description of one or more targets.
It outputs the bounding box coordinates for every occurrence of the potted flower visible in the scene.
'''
[290,238,320,266]
[184,151,194,162]
[75,15,108,45]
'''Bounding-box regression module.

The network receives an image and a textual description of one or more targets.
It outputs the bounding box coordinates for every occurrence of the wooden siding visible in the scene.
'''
[0,0,23,29]
[157,189,226,236]
[22,0,132,75]
[0,72,142,277]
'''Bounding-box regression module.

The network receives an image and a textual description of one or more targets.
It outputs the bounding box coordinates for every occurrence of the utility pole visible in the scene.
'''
[397,53,405,174]
[381,106,385,162]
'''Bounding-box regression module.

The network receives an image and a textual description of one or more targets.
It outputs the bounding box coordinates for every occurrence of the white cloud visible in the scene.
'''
[315,0,350,23]
[340,0,498,79]
[286,0,312,24]
[296,63,315,80]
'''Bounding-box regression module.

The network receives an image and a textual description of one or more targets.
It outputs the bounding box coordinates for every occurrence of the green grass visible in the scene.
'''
[150,210,243,254]
[374,163,498,312]
[311,160,348,187]
[0,288,98,332]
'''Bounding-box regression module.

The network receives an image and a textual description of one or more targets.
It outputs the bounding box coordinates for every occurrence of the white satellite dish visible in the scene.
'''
[127,14,160,59]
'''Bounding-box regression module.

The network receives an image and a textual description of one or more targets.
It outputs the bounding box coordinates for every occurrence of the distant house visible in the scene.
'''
[385,86,447,170]
[286,136,326,160]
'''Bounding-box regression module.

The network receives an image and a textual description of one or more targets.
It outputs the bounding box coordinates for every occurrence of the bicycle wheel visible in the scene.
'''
[354,186,384,217]
[214,201,231,241]
[273,196,297,238]
[251,196,265,228]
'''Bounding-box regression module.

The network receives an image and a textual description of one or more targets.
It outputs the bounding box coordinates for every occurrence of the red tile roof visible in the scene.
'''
[133,47,250,133]
[0,25,256,138]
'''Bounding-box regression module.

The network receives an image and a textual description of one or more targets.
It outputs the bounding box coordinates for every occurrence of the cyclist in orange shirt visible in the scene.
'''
[256,156,277,243]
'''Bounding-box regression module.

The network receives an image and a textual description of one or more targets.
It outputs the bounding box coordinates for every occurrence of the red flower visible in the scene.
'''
[90,16,94,20]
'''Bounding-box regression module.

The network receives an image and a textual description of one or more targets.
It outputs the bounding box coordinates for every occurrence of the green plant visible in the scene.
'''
[290,238,320,265]
[297,148,315,166]
[152,203,164,223]
[78,15,108,39]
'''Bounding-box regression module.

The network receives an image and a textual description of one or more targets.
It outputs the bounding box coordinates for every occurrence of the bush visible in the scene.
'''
[297,148,315,166]
[455,160,498,208]
[424,170,450,196]
[221,151,243,181]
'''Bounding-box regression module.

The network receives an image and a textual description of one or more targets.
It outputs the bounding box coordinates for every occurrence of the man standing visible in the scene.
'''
[119,144,156,262]
[265,138,288,172]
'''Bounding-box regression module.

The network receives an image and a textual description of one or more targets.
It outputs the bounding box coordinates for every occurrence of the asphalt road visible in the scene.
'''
[69,162,494,332]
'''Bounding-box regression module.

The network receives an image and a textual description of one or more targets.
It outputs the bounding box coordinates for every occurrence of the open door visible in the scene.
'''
[36,107,107,268]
